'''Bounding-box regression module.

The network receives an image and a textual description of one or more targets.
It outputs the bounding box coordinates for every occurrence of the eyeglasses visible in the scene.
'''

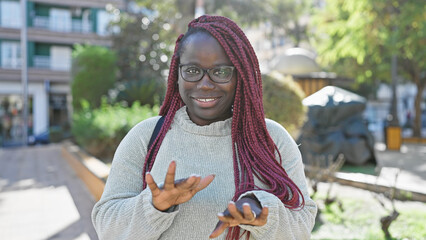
[179,64,235,83]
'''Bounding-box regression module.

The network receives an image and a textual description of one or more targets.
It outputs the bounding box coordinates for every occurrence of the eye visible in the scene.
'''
[213,67,232,78]
[184,66,201,75]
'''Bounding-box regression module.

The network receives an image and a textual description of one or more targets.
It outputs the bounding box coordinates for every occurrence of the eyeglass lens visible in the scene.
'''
[180,65,234,83]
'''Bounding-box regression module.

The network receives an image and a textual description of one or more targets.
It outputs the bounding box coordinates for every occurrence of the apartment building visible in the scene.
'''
[0,0,124,146]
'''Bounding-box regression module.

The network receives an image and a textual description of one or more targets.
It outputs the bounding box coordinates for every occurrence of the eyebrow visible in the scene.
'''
[180,63,234,67]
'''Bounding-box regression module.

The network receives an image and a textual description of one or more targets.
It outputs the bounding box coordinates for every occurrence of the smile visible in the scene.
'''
[195,98,218,102]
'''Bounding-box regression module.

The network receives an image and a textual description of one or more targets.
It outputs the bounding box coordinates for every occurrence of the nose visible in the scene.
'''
[197,72,215,90]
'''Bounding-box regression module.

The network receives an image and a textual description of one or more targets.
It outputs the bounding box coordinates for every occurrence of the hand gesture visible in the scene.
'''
[146,160,215,211]
[209,197,269,238]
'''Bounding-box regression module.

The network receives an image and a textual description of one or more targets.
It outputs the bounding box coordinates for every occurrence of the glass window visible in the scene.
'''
[1,41,21,69]
[50,46,71,71]
[97,10,117,36]
[49,8,71,32]
[0,95,33,146]
[0,0,21,28]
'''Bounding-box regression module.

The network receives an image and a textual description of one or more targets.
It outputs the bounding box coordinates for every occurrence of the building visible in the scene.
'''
[0,0,124,146]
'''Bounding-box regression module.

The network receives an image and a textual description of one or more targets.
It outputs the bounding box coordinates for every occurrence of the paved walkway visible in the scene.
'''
[374,142,426,195]
[0,142,425,240]
[0,144,98,240]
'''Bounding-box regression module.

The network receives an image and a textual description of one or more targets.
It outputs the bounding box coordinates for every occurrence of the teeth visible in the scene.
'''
[197,98,216,102]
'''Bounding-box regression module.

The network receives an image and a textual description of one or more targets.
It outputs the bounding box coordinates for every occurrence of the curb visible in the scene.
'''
[61,141,109,201]
[306,169,426,202]
[61,141,426,203]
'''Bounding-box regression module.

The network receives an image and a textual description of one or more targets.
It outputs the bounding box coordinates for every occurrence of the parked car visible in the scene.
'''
[28,131,50,145]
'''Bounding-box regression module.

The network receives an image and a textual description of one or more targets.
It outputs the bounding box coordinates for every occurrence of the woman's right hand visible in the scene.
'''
[146,160,215,211]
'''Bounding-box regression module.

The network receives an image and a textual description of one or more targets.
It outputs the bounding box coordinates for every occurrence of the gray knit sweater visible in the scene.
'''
[92,107,317,240]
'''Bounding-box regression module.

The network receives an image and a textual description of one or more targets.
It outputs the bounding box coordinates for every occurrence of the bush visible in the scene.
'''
[111,78,166,107]
[262,71,306,137]
[72,99,159,162]
[71,45,117,111]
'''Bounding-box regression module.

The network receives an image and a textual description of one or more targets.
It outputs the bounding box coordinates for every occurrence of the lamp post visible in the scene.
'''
[21,0,28,146]
[388,55,400,127]
[385,54,401,150]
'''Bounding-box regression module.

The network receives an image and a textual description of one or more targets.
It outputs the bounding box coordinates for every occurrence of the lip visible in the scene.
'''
[191,96,221,107]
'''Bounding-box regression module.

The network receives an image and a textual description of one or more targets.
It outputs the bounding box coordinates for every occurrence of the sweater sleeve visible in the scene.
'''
[91,117,178,240]
[238,120,317,240]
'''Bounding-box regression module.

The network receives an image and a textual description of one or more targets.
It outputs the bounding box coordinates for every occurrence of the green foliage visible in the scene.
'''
[107,3,176,105]
[204,0,311,46]
[112,78,165,107]
[262,72,306,137]
[390,210,426,239]
[312,195,426,239]
[312,0,425,83]
[110,0,313,106]
[71,99,159,162]
[71,45,117,110]
[311,0,425,136]
[109,3,175,82]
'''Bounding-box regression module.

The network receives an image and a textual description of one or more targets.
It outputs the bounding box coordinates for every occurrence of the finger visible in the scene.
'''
[257,206,269,225]
[163,161,176,190]
[242,203,256,222]
[227,201,244,221]
[195,174,215,192]
[209,221,229,239]
[176,174,199,190]
[146,172,161,196]
[188,175,202,189]
[217,213,238,226]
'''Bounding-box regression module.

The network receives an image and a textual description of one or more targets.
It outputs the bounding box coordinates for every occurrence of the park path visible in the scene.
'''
[0,144,98,240]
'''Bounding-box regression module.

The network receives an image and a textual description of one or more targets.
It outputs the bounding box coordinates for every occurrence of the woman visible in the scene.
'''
[92,15,317,240]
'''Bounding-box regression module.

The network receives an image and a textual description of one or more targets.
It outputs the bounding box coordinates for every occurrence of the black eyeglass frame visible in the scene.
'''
[179,64,235,83]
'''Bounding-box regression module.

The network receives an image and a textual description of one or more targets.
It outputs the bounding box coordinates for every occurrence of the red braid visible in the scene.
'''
[142,15,304,240]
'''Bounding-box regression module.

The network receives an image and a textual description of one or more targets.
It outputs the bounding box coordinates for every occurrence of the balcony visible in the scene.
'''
[33,16,92,33]
[1,59,21,69]
[34,55,71,71]
[33,55,50,69]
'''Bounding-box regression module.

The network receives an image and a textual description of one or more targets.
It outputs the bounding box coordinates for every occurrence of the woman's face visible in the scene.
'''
[178,32,237,126]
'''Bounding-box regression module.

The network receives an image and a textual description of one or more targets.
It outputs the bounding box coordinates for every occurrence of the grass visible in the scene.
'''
[312,194,426,240]
[339,162,378,176]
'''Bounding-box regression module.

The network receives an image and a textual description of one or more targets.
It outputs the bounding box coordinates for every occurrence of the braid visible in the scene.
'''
[142,15,304,239]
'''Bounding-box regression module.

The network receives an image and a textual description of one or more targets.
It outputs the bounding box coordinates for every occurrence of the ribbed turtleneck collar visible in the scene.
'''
[173,106,232,136]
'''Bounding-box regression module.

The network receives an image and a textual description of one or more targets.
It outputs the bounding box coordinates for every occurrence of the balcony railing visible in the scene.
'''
[0,56,70,71]
[33,16,92,33]
[33,55,50,69]
[1,59,21,69]
[34,55,71,71]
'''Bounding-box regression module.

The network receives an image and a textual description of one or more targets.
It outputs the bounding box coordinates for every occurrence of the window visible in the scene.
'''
[97,10,117,36]
[49,8,71,32]
[0,0,21,28]
[1,41,21,69]
[50,46,71,71]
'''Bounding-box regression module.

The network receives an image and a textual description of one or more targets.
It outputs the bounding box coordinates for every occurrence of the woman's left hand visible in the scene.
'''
[209,197,269,238]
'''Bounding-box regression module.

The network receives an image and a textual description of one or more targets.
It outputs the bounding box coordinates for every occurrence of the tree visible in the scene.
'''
[107,0,314,106]
[107,1,179,105]
[265,0,311,47]
[71,45,117,110]
[204,0,312,47]
[312,0,425,137]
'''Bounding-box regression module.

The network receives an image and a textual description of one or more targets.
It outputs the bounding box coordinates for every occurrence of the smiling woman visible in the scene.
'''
[91,15,317,240]
[177,32,237,126]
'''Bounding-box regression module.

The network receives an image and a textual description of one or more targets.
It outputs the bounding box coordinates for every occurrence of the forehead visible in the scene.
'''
[180,32,231,66]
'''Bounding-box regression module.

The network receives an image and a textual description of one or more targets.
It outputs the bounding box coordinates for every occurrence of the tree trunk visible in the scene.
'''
[294,21,301,47]
[413,81,425,138]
